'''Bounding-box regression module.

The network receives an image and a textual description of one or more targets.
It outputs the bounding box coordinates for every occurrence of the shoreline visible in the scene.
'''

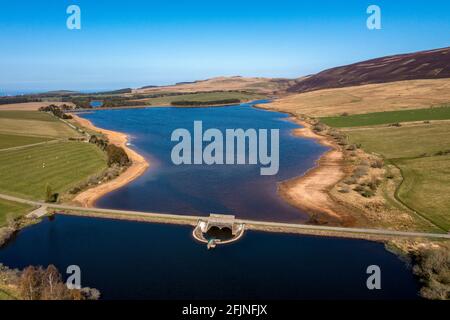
[278,118,355,226]
[253,103,355,226]
[70,114,150,207]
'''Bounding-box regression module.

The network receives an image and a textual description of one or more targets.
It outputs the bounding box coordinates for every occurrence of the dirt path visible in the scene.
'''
[70,114,150,207]
[278,119,355,226]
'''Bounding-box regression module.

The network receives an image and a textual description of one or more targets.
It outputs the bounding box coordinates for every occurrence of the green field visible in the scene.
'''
[396,155,450,230]
[345,122,450,159]
[0,133,51,150]
[0,198,33,227]
[345,122,450,230]
[134,91,266,106]
[0,141,107,200]
[320,106,450,128]
[0,111,80,138]
[0,111,58,122]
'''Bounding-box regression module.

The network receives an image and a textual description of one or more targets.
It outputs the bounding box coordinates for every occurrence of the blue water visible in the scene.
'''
[80,101,327,222]
[0,215,420,300]
[90,100,104,108]
[0,102,421,299]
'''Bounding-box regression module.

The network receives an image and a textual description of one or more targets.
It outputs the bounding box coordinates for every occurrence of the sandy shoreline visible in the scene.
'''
[70,114,150,207]
[277,118,355,226]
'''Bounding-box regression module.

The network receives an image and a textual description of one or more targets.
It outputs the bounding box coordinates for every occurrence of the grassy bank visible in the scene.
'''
[0,199,33,227]
[344,122,450,231]
[320,105,450,128]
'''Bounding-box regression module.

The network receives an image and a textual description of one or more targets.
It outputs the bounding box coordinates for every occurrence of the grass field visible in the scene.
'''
[345,122,450,158]
[267,78,450,116]
[0,133,52,150]
[345,122,450,230]
[0,198,33,227]
[395,155,450,230]
[0,111,58,121]
[320,106,450,128]
[0,111,80,138]
[0,141,107,200]
[132,91,266,106]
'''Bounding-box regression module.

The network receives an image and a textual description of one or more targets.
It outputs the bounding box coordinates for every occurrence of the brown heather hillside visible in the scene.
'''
[287,47,450,93]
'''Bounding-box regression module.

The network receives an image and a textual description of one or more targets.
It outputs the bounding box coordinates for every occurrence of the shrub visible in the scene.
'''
[360,189,375,198]
[412,246,450,300]
[353,165,369,178]
[371,159,384,168]
[89,135,108,150]
[45,184,58,203]
[343,177,357,185]
[105,145,130,167]
[18,265,100,300]
[312,123,327,132]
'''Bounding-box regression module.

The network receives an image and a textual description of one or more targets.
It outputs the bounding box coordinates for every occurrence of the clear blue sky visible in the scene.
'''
[0,0,449,92]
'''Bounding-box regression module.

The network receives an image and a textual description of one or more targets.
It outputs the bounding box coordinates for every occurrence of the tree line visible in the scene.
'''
[39,104,73,119]
[0,97,40,105]
[0,264,100,300]
[171,98,241,106]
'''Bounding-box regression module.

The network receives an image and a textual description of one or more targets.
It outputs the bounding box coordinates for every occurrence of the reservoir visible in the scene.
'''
[0,215,419,299]
[0,102,420,299]
[80,101,327,223]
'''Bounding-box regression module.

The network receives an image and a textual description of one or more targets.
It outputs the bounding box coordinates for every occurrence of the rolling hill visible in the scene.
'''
[287,47,450,93]
[135,76,296,95]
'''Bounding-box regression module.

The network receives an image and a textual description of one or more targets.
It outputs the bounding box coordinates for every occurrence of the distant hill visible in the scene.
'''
[136,76,296,95]
[287,47,450,93]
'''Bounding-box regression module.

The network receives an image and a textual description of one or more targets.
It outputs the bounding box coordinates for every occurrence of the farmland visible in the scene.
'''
[344,122,450,158]
[320,106,450,128]
[0,133,51,150]
[396,155,450,230]
[0,141,107,200]
[0,111,82,138]
[344,122,450,230]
